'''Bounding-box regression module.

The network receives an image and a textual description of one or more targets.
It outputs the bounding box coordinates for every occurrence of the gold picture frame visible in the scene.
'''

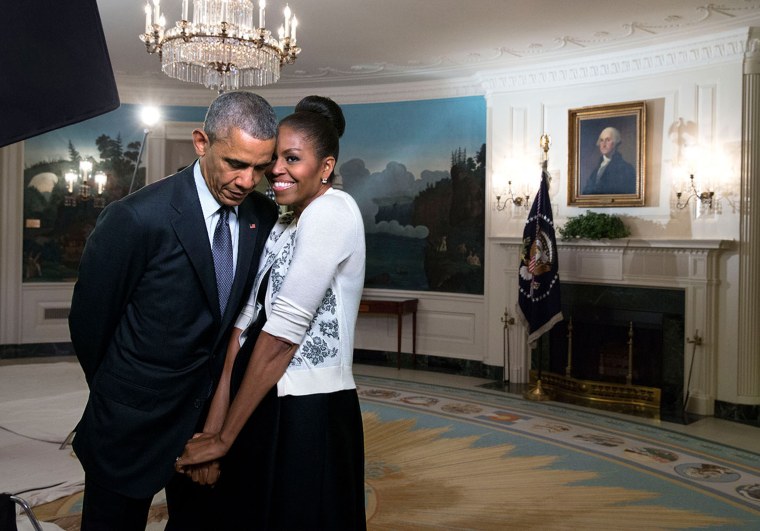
[568,101,646,207]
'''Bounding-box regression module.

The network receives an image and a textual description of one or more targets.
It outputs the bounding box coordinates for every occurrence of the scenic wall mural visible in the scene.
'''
[338,97,487,294]
[22,96,486,294]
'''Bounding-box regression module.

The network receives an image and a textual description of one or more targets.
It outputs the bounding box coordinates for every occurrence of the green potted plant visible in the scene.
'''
[558,211,631,240]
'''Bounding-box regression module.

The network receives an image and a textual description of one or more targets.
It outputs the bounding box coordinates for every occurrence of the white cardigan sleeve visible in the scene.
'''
[262,193,359,344]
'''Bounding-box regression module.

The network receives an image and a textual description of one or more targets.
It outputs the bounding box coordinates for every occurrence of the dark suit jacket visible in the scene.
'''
[583,151,636,195]
[69,165,277,498]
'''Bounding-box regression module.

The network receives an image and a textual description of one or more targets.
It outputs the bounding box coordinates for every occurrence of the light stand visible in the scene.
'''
[129,128,150,194]
[129,106,161,194]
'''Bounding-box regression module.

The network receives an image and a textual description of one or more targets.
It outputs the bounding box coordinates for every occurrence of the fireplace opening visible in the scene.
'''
[536,283,685,418]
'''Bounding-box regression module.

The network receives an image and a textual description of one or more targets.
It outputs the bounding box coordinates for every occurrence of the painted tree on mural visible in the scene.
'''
[342,143,485,295]
[419,143,486,293]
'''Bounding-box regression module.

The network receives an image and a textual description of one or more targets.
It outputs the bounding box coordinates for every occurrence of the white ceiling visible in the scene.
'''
[98,0,760,91]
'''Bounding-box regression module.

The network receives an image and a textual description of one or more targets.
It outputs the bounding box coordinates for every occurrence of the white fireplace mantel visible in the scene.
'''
[558,239,729,249]
[488,237,732,415]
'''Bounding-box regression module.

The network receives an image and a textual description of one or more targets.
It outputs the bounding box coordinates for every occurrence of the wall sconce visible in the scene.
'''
[675,174,714,210]
[64,160,108,209]
[495,180,531,213]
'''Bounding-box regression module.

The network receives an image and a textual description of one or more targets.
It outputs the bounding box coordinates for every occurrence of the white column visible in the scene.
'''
[0,142,24,344]
[737,28,760,400]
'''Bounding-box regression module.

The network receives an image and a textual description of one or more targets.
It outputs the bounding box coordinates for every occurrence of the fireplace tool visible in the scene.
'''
[683,330,703,418]
[501,308,514,385]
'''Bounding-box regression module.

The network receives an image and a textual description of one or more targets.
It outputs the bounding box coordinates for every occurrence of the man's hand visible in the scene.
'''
[180,460,222,486]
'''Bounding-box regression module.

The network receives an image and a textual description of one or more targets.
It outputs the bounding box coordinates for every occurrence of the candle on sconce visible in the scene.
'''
[523,181,532,198]
[152,0,161,26]
[65,172,77,194]
[94,172,108,195]
[278,25,284,40]
[284,4,291,37]
[676,175,685,195]
[181,0,188,21]
[144,3,152,33]
[291,16,297,44]
[704,176,714,194]
[259,0,266,28]
[79,161,92,182]
[491,173,507,196]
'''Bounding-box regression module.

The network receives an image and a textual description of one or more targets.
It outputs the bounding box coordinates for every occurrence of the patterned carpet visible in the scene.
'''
[13,369,760,529]
[356,374,760,530]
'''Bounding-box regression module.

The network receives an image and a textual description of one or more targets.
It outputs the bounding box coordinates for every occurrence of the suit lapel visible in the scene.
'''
[169,172,267,353]
[169,169,221,321]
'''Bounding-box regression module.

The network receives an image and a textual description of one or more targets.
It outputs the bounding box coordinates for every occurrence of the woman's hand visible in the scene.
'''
[175,432,231,472]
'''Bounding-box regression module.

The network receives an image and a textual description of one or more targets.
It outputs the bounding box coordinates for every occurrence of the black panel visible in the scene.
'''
[0,0,120,148]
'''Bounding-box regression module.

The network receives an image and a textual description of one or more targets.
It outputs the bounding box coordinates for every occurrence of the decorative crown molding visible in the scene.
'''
[479,28,753,95]
[275,3,760,87]
[117,27,756,106]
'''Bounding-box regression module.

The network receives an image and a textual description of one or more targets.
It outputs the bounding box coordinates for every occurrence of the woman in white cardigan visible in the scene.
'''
[177,95,367,530]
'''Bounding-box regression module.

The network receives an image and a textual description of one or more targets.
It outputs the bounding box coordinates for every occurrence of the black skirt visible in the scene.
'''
[216,324,366,531]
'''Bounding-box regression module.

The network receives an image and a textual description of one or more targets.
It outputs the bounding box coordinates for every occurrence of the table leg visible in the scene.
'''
[412,310,417,368]
[396,313,403,369]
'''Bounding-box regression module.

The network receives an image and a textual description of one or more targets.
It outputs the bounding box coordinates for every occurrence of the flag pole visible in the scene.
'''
[524,133,553,402]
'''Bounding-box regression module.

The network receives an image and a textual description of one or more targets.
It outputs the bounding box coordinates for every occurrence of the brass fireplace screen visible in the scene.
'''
[532,317,662,418]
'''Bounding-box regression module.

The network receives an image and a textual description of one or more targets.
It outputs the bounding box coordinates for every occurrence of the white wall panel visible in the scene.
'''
[354,291,485,361]
[20,284,74,343]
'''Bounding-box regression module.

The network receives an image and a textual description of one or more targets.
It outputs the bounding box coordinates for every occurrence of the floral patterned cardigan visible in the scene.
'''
[234,188,366,397]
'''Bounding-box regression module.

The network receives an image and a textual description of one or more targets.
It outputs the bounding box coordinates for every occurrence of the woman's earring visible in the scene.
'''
[321,178,328,184]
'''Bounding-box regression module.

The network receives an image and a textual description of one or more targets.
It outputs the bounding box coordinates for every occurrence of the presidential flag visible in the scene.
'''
[517,168,563,349]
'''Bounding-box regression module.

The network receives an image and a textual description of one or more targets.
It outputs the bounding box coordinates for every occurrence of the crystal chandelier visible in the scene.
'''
[139,0,300,92]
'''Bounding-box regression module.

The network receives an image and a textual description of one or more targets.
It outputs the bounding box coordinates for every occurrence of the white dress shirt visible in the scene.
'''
[597,155,611,177]
[193,161,239,276]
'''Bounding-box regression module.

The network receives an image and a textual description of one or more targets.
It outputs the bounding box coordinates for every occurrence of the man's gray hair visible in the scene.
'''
[204,91,277,143]
[597,126,622,146]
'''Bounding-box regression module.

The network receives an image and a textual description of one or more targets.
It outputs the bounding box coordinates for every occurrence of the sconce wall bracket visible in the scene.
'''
[676,173,714,210]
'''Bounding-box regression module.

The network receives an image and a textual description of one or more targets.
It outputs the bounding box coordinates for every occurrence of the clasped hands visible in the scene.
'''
[174,432,231,486]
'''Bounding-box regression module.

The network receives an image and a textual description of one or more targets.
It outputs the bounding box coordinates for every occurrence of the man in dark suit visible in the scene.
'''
[583,126,637,195]
[68,91,279,530]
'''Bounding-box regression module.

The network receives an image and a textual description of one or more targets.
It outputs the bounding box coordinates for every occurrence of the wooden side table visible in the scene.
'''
[358,298,419,369]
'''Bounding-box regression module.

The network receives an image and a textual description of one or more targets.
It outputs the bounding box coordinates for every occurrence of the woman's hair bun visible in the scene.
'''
[294,95,345,138]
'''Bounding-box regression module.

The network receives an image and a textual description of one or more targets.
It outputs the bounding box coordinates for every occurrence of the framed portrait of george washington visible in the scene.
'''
[568,101,646,207]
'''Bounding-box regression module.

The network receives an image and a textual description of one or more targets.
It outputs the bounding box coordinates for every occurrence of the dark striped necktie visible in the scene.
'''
[212,207,233,313]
